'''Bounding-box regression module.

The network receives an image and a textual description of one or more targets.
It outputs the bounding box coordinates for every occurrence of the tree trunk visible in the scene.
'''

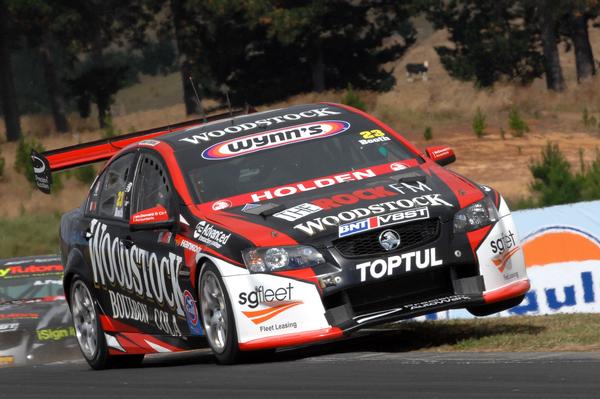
[540,5,565,92]
[311,40,326,93]
[40,35,70,133]
[171,0,199,115]
[569,13,595,82]
[0,3,21,141]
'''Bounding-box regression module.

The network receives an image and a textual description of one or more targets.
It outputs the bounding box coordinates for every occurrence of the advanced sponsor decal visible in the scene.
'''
[0,264,63,279]
[179,107,342,144]
[508,226,600,316]
[339,207,429,238]
[193,221,231,249]
[89,219,186,318]
[201,120,350,160]
[36,327,76,341]
[356,248,443,282]
[273,203,323,222]
[238,283,302,325]
[296,195,451,235]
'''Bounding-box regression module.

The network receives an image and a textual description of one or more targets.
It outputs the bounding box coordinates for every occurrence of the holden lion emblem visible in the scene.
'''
[379,229,401,251]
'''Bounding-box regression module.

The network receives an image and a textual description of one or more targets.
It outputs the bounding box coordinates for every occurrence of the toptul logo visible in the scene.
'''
[201,121,350,160]
[180,107,342,144]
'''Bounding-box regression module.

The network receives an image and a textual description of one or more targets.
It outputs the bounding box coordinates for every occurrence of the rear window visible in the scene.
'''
[178,118,418,203]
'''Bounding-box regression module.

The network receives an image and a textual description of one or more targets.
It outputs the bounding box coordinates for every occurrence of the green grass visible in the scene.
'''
[0,213,62,259]
[384,314,600,352]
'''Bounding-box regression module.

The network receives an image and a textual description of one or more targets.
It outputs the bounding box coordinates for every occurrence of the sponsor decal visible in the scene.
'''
[490,230,519,273]
[139,139,160,147]
[312,185,398,210]
[358,129,390,145]
[109,289,150,325]
[201,120,351,160]
[259,321,298,333]
[154,307,182,336]
[89,219,186,317]
[193,221,231,249]
[390,163,408,171]
[0,264,63,279]
[355,248,443,282]
[0,323,19,333]
[339,207,429,238]
[295,194,452,235]
[36,327,76,341]
[183,290,203,335]
[0,356,14,366]
[130,205,168,224]
[251,169,376,203]
[0,313,39,319]
[179,107,342,144]
[176,236,202,253]
[403,295,471,311]
[33,279,62,286]
[211,200,232,211]
[273,203,323,222]
[238,283,302,325]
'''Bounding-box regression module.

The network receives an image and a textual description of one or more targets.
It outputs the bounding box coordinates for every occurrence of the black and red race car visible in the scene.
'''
[31,103,529,368]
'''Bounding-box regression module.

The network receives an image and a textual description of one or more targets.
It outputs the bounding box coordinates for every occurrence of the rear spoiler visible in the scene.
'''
[30,108,253,194]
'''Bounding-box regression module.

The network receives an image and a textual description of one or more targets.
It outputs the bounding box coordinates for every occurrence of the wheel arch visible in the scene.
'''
[63,248,93,306]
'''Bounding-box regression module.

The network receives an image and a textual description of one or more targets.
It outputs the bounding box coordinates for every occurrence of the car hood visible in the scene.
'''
[0,299,71,333]
[207,165,485,244]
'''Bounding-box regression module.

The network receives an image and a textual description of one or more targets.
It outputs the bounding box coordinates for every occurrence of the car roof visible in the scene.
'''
[160,103,357,152]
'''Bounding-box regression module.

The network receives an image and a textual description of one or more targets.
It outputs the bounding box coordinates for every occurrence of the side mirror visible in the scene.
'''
[129,205,175,231]
[425,145,456,166]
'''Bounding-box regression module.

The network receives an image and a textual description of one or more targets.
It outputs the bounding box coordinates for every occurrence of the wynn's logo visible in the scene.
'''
[201,120,350,160]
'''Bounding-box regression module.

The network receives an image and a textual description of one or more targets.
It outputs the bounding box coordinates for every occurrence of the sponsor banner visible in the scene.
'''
[201,120,351,160]
[200,159,418,210]
[428,200,600,320]
[0,264,63,279]
[36,327,76,341]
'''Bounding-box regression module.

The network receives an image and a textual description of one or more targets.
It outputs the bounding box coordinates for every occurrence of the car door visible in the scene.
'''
[128,151,188,337]
[84,152,139,330]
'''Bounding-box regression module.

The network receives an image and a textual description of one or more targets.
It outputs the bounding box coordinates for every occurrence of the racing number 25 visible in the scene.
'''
[359,129,386,139]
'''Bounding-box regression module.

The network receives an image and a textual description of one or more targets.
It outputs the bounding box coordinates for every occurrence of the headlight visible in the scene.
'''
[453,197,499,233]
[242,246,325,273]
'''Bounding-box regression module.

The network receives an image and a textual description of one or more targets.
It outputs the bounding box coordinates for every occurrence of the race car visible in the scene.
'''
[31,103,529,368]
[0,255,80,367]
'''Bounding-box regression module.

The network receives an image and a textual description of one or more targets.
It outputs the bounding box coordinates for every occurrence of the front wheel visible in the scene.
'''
[70,276,143,369]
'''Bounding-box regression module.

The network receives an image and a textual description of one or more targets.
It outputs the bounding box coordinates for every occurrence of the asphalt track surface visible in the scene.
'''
[1,331,600,399]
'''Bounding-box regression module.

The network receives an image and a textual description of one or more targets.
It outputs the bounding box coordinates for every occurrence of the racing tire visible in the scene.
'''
[199,263,244,364]
[70,276,144,369]
[467,294,526,317]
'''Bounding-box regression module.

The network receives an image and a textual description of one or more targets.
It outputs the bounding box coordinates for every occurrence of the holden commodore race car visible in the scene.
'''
[0,255,80,367]
[31,103,529,368]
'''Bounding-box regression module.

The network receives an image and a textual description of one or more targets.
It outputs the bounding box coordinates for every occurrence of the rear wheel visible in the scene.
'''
[70,276,144,369]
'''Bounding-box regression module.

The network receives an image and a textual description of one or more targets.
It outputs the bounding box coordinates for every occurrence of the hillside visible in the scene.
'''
[1,29,600,218]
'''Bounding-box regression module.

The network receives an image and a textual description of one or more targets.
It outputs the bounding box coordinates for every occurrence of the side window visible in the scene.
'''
[98,153,135,220]
[86,174,104,215]
[134,154,172,213]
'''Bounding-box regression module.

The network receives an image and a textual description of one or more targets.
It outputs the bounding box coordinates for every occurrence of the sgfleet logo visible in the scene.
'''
[508,226,600,316]
[238,284,302,325]
[201,120,350,160]
[490,230,519,273]
[339,207,429,238]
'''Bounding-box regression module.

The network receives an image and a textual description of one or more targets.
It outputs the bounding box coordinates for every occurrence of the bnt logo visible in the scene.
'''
[339,207,429,238]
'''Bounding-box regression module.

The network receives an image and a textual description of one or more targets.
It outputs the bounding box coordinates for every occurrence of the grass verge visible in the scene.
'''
[0,213,61,259]
[385,314,600,352]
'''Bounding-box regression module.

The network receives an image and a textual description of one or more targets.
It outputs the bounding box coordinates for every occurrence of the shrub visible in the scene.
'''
[509,106,529,137]
[529,142,583,206]
[73,165,97,185]
[102,116,120,138]
[472,107,487,138]
[423,126,433,141]
[582,148,600,201]
[582,107,597,130]
[341,84,367,111]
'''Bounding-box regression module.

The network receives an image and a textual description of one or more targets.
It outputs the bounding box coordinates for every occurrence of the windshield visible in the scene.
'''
[179,119,418,203]
[0,265,64,303]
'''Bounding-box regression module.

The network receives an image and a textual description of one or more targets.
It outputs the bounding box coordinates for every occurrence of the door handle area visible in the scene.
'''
[120,238,134,249]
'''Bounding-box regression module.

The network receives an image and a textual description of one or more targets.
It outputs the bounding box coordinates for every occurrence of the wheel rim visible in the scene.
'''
[200,271,228,353]
[71,280,98,360]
